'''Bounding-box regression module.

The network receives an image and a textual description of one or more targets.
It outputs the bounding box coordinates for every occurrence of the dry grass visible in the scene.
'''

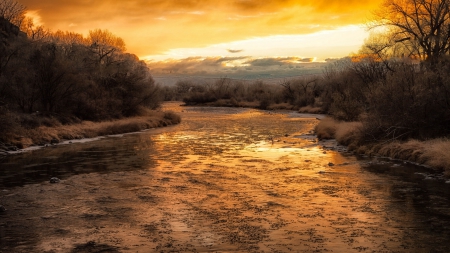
[316,118,450,175]
[422,139,450,174]
[315,117,339,140]
[335,121,363,146]
[201,100,261,109]
[298,105,324,114]
[370,138,450,176]
[6,111,181,149]
[267,103,295,110]
[315,117,362,146]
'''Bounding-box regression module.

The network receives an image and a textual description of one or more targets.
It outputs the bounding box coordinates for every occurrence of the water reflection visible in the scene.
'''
[0,135,157,187]
[0,102,449,252]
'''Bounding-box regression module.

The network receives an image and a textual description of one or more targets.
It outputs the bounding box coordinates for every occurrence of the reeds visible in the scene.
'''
[315,117,450,175]
[3,111,181,149]
[374,139,450,175]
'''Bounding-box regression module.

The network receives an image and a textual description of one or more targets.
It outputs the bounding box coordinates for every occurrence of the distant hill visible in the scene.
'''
[151,62,327,86]
[153,74,323,86]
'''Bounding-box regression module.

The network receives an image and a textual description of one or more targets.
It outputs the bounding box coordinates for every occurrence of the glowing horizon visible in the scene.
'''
[20,0,382,62]
[142,25,368,63]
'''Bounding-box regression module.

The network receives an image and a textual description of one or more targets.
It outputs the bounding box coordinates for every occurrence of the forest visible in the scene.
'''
[1,0,449,174]
[0,0,175,149]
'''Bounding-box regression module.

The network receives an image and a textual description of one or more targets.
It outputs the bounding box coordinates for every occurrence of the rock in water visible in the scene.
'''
[50,177,60,183]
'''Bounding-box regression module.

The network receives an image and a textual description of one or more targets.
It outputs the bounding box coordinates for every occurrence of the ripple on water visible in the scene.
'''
[0,103,450,252]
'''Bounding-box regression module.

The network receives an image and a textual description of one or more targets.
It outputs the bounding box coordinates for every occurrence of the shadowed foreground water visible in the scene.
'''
[0,102,449,252]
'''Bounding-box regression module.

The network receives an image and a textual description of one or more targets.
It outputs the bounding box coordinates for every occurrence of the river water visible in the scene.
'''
[0,102,450,252]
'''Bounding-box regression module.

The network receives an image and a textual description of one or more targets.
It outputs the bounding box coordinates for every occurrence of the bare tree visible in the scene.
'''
[51,30,86,45]
[20,17,49,41]
[0,0,26,26]
[373,0,450,66]
[88,29,126,66]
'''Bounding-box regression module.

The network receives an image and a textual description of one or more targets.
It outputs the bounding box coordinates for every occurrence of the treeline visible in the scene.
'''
[0,1,163,143]
[162,55,450,142]
[321,57,450,142]
[162,78,303,110]
[164,0,450,144]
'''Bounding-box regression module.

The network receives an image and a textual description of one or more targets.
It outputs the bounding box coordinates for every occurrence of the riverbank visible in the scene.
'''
[0,110,181,154]
[182,99,324,113]
[315,117,450,177]
[2,102,450,252]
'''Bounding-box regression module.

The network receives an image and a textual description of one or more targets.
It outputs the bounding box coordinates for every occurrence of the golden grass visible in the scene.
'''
[335,121,363,146]
[315,117,450,175]
[9,111,181,149]
[372,138,450,176]
[423,139,450,176]
[315,117,338,140]
[315,117,362,145]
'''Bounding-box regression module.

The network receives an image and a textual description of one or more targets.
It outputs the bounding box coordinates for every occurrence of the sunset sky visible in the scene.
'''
[20,0,383,79]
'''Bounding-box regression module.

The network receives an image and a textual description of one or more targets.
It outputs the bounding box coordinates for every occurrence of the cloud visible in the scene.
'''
[227,49,243,53]
[146,56,326,82]
[146,56,248,75]
[24,10,44,26]
[20,0,382,57]
[245,57,314,66]
[246,58,289,67]
[324,58,340,62]
[298,58,314,63]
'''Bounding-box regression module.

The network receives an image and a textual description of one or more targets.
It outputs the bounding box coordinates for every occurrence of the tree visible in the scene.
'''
[28,43,83,113]
[20,17,49,41]
[87,29,125,66]
[373,0,450,67]
[0,0,25,26]
[51,30,86,45]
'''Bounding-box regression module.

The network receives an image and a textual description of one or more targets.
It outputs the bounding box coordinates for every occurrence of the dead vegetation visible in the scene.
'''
[315,118,362,144]
[1,111,180,149]
[315,118,450,176]
[298,105,324,114]
[0,12,180,151]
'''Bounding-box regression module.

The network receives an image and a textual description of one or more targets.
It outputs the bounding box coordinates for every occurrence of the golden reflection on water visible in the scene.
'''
[1,102,449,252]
[136,104,447,252]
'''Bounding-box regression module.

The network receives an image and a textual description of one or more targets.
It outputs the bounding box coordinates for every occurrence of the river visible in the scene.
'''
[0,102,449,252]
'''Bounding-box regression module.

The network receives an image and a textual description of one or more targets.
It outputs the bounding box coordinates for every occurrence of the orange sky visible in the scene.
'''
[21,0,382,62]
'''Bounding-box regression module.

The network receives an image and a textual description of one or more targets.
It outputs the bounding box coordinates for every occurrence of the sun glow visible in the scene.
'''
[20,0,382,61]
[142,25,368,62]
[25,10,44,26]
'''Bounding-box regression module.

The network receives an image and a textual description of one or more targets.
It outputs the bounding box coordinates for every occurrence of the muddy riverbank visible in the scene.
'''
[1,102,449,252]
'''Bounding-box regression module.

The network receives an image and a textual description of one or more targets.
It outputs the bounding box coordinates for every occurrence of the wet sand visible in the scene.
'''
[1,102,449,252]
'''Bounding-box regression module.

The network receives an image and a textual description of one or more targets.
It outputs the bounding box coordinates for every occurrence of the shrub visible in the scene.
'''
[335,121,363,146]
[315,117,338,140]
[183,91,217,105]
[0,109,19,143]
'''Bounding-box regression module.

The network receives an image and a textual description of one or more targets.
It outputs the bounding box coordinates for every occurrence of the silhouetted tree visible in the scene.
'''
[20,17,49,41]
[88,29,125,66]
[0,0,25,26]
[373,0,450,67]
